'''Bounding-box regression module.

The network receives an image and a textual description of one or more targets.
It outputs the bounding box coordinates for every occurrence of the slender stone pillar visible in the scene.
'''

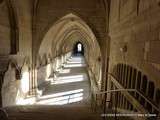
[29,67,38,96]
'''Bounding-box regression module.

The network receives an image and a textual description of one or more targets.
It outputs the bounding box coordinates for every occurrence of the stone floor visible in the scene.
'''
[36,56,91,106]
[5,56,102,120]
[0,59,153,120]
[2,56,135,120]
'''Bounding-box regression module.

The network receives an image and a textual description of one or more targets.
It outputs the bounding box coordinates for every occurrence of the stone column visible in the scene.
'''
[29,67,38,96]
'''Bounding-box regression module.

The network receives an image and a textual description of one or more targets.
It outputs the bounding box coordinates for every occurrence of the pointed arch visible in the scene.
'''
[38,13,103,89]
[39,13,101,58]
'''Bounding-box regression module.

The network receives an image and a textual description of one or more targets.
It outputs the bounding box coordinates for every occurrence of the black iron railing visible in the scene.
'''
[90,73,160,120]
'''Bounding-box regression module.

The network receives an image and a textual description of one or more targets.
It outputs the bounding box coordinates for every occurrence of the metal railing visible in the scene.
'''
[108,73,160,113]
[90,73,160,120]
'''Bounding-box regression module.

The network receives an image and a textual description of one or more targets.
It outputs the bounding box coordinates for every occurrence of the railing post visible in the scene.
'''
[115,91,118,120]
[103,92,107,115]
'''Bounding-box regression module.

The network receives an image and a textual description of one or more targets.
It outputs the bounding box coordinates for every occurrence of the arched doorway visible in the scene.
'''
[73,42,84,56]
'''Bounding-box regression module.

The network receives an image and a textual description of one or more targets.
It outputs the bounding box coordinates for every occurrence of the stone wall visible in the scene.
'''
[0,0,33,107]
[108,0,160,112]
[109,0,160,89]
[2,64,18,106]
[0,1,10,55]
[13,0,32,59]
[2,62,31,106]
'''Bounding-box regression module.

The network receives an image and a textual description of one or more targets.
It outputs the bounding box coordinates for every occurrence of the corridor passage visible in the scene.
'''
[36,55,90,105]
[5,56,102,120]
[1,1,160,120]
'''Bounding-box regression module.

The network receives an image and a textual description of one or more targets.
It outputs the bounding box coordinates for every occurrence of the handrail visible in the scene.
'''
[91,73,160,114]
[94,88,135,94]
[136,90,160,112]
[108,73,160,113]
[94,88,160,113]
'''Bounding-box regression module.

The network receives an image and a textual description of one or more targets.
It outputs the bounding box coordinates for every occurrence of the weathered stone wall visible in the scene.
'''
[0,1,10,55]
[2,63,31,107]
[109,0,160,88]
[2,64,18,106]
[13,0,32,59]
[0,0,33,107]
[0,0,32,57]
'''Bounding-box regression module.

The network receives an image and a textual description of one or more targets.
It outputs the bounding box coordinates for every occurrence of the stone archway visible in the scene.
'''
[38,13,103,90]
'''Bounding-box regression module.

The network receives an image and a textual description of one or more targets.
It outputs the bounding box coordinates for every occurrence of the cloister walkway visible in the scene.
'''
[5,56,102,120]
[36,55,91,106]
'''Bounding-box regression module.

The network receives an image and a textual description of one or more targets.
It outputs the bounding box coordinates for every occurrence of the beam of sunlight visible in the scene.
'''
[51,77,84,85]
[69,97,83,103]
[38,93,83,103]
[37,91,83,105]
[67,57,84,64]
[21,71,30,93]
[58,69,71,74]
[67,59,83,62]
[16,95,36,105]
[50,97,83,105]
[67,62,84,64]
[37,97,83,105]
[64,63,86,67]
[39,89,83,99]
[46,64,51,80]
[58,74,84,80]
[67,61,84,64]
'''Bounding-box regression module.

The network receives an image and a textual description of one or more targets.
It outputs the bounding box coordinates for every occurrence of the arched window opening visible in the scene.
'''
[73,42,84,56]
[77,43,82,52]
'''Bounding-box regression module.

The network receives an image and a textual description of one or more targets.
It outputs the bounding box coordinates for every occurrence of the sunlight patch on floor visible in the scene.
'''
[51,74,86,85]
[58,69,71,74]
[51,77,84,85]
[36,89,84,105]
[58,74,84,79]
[64,63,86,68]
[16,96,36,105]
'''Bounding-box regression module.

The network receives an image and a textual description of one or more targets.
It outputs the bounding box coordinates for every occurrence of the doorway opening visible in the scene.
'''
[73,42,84,56]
